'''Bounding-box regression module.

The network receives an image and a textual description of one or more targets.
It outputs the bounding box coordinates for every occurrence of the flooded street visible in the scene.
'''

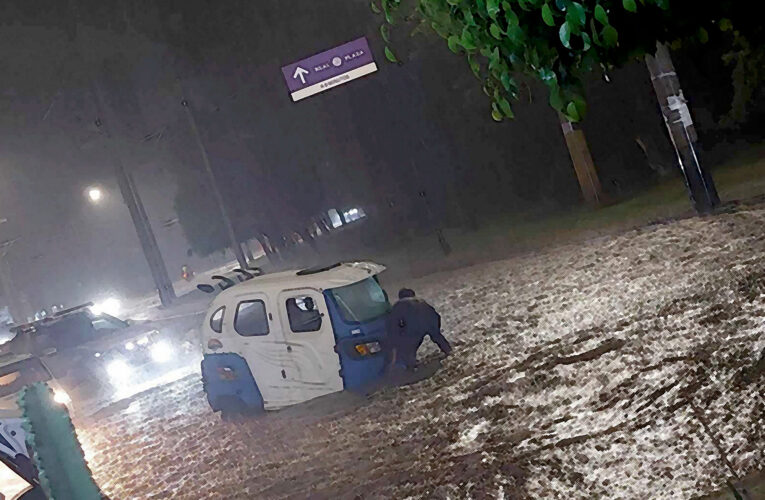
[77,202,764,499]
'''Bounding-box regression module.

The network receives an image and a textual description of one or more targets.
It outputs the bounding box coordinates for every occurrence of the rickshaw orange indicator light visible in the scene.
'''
[208,339,223,350]
[354,342,381,356]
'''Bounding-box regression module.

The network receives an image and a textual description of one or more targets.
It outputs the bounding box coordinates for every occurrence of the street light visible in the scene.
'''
[87,186,103,203]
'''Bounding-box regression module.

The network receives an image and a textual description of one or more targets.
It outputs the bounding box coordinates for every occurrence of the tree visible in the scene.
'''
[375,0,762,211]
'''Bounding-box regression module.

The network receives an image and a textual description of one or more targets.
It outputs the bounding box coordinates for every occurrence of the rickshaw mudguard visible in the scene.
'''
[201,353,264,412]
[323,290,388,391]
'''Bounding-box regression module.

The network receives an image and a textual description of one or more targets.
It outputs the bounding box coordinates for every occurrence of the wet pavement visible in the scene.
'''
[76,203,765,499]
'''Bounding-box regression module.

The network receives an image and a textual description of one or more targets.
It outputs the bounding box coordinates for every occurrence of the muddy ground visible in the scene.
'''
[76,202,765,499]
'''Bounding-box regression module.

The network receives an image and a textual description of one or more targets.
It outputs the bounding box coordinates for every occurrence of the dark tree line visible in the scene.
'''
[1,0,759,281]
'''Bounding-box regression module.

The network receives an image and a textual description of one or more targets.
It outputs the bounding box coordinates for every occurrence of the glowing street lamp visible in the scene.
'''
[87,186,103,203]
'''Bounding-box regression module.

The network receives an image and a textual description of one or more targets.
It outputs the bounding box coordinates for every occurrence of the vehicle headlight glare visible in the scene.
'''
[107,359,132,380]
[125,341,135,351]
[53,390,71,405]
[150,341,173,363]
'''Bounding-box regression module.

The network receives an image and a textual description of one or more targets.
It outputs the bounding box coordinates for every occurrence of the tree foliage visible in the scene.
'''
[374,0,764,122]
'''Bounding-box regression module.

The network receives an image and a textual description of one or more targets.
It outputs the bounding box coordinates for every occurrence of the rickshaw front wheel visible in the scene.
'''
[217,395,263,421]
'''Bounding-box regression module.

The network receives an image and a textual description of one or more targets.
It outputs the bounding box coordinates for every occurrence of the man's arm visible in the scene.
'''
[427,308,452,356]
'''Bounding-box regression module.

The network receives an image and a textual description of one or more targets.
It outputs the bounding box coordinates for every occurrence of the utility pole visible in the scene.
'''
[72,13,176,307]
[115,163,177,306]
[181,98,248,269]
[646,43,720,213]
[88,82,176,307]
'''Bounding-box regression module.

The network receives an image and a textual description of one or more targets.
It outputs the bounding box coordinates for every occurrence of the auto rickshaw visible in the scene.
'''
[199,261,390,415]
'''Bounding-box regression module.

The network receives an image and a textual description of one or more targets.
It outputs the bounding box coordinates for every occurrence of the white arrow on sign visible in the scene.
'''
[293,66,309,85]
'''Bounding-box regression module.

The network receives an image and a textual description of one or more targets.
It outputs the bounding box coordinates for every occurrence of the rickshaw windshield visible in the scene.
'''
[329,278,390,323]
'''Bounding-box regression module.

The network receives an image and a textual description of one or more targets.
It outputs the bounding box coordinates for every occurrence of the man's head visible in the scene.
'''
[398,288,416,299]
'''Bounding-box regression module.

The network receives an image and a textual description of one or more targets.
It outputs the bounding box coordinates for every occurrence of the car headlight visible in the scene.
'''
[125,341,135,351]
[150,341,173,363]
[107,359,132,381]
[53,390,71,405]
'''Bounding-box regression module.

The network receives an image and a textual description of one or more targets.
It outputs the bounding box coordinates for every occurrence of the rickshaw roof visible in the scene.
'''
[215,261,386,300]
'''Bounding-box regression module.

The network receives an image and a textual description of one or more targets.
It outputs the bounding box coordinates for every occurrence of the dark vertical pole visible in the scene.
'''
[115,164,176,306]
[646,43,720,213]
[181,98,248,269]
[73,14,175,306]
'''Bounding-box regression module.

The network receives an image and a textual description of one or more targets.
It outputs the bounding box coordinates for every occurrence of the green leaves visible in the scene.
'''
[568,2,586,27]
[542,3,555,27]
[381,24,391,43]
[498,96,514,117]
[382,0,395,24]
[505,5,519,26]
[467,53,481,78]
[566,101,581,121]
[374,0,740,124]
[491,104,503,122]
[501,71,516,93]
[594,4,609,24]
[549,85,565,111]
[698,27,709,44]
[461,27,478,50]
[487,0,501,18]
[570,95,587,120]
[447,35,462,53]
[602,24,618,46]
[559,22,572,48]
[384,46,398,63]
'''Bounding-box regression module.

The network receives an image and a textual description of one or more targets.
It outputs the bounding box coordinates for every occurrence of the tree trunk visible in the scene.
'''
[645,43,720,213]
[558,113,604,206]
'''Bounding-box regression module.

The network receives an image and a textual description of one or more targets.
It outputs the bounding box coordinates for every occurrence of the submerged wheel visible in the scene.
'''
[217,396,263,421]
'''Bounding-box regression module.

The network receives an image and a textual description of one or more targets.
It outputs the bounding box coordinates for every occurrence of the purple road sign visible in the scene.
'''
[281,37,378,102]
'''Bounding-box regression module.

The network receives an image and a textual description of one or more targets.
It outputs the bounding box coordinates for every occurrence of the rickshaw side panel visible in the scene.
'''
[201,353,264,412]
[323,291,388,391]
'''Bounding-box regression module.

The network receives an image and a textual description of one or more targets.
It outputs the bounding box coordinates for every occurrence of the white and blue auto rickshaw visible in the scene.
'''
[200,261,390,414]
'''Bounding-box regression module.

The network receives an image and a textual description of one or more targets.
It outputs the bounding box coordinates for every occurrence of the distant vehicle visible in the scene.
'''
[200,261,391,416]
[1,303,199,415]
